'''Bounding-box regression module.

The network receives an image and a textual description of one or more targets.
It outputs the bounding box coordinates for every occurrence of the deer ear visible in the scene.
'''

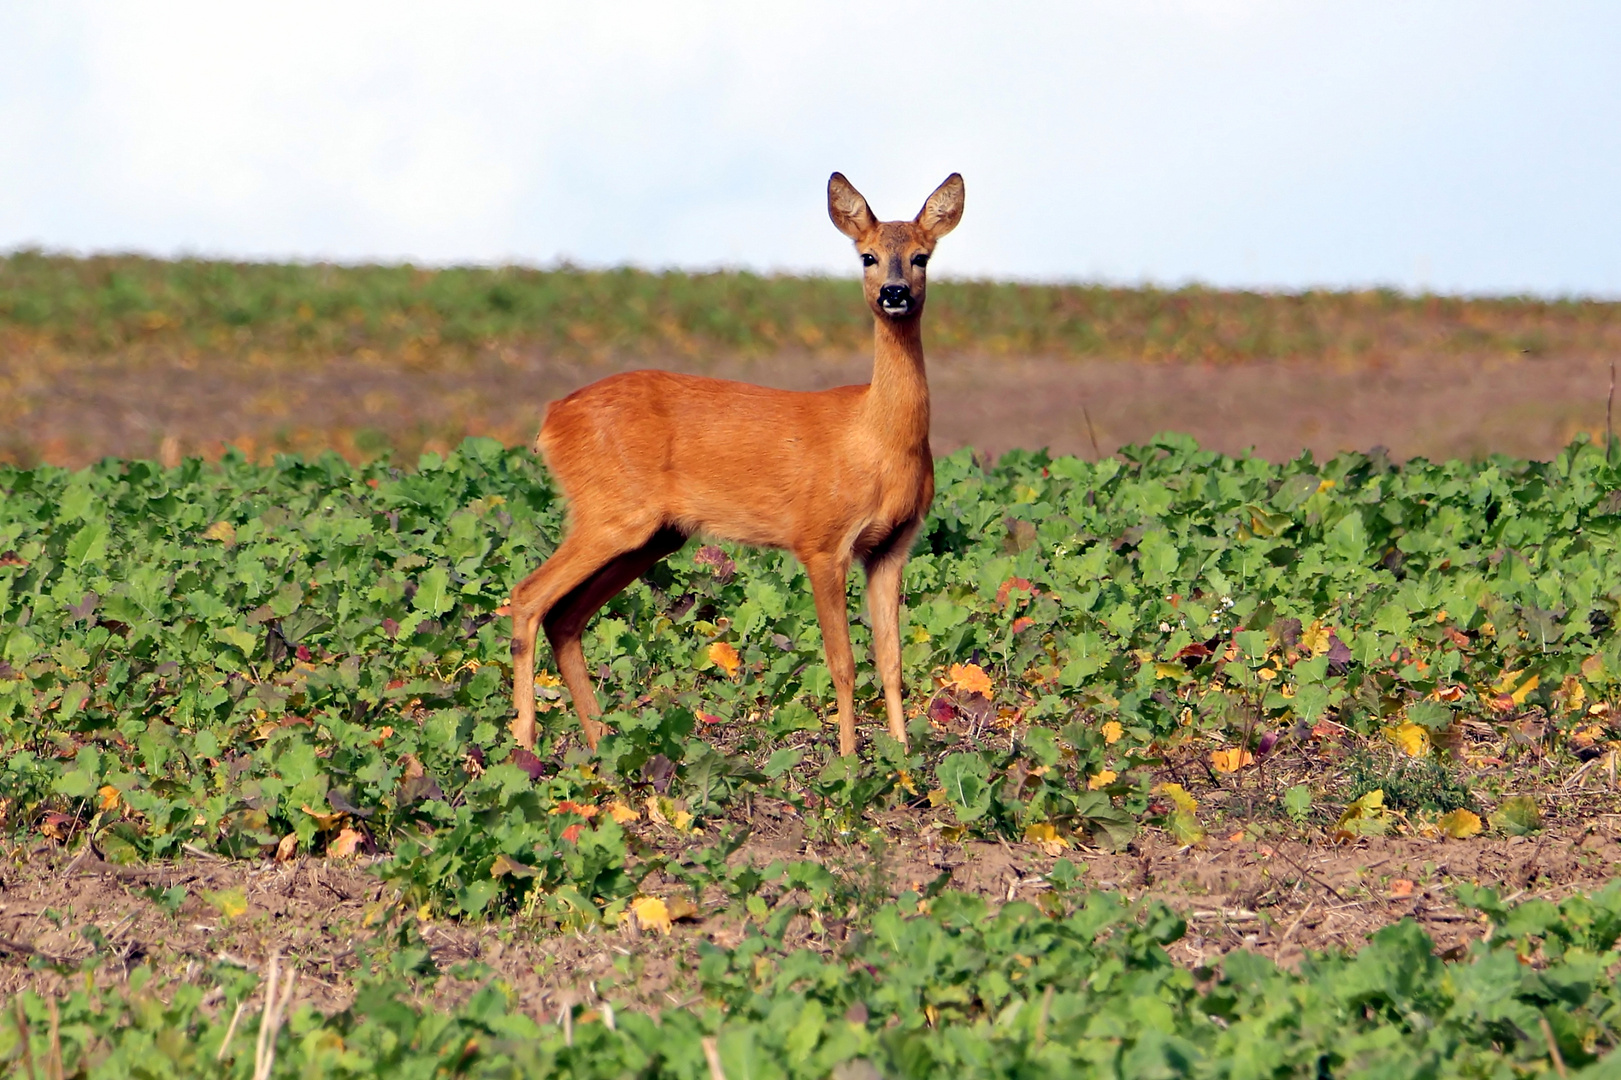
[828,173,877,240]
[916,173,964,240]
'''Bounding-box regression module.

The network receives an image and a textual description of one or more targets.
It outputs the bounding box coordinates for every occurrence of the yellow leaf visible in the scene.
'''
[947,662,993,697]
[1333,789,1389,838]
[329,827,363,858]
[202,520,237,546]
[1299,621,1331,656]
[1168,810,1206,846]
[644,795,698,833]
[1316,479,1336,493]
[1087,769,1117,790]
[203,887,248,921]
[1156,782,1198,813]
[1511,673,1540,705]
[926,788,948,807]
[631,896,673,935]
[97,785,120,811]
[1389,722,1431,758]
[1024,822,1069,855]
[1210,748,1254,773]
[490,853,536,878]
[896,769,918,795]
[1491,669,1521,694]
[535,670,562,688]
[1154,662,1188,682]
[1257,667,1277,681]
[1582,655,1605,681]
[1438,809,1482,839]
[707,641,741,679]
[607,801,639,824]
[1101,720,1123,745]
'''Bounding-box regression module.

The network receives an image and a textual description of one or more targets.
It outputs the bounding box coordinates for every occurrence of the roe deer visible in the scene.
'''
[509,171,964,757]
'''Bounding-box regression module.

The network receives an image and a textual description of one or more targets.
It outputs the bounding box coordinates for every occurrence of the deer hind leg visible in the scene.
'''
[864,521,921,749]
[802,550,857,756]
[542,526,687,748]
[509,524,668,749]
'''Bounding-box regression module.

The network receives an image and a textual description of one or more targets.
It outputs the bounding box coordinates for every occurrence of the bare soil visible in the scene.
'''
[2,345,1615,469]
[6,809,1621,1017]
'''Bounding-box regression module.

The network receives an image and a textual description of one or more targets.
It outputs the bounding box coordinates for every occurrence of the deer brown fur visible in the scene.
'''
[509,172,964,756]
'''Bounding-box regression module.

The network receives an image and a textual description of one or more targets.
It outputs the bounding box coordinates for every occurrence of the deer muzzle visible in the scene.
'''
[877,283,913,316]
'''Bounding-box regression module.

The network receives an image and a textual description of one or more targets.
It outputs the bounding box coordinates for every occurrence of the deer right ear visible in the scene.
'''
[828,173,877,240]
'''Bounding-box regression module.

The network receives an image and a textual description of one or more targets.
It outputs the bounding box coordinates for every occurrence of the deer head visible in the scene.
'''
[828,172,965,321]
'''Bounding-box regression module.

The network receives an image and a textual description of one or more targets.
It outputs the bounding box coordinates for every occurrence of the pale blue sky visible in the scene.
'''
[1,2,1617,295]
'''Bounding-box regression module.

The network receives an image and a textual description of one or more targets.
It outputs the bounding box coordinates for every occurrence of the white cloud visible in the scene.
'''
[0,1,1617,294]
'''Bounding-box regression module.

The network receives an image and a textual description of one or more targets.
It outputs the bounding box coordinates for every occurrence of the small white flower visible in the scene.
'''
[1159,622,1171,632]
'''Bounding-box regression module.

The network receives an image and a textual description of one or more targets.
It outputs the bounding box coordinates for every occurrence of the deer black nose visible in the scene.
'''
[878,284,911,305]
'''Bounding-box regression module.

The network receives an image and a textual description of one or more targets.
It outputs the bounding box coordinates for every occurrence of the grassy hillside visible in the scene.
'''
[4,250,1619,366]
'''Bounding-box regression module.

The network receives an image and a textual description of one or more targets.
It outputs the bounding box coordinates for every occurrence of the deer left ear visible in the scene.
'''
[916,173,964,240]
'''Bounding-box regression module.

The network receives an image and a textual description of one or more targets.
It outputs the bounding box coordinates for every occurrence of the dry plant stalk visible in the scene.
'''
[252,950,299,1080]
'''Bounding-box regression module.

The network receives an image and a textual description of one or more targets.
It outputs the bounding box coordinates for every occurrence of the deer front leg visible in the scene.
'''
[864,541,916,749]
[803,551,857,756]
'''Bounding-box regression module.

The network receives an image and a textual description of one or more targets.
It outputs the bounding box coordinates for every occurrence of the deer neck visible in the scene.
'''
[864,315,930,449]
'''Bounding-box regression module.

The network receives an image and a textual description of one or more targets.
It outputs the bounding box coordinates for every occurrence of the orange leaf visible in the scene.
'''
[551,800,600,819]
[1388,878,1415,898]
[995,577,1032,608]
[98,785,120,812]
[947,663,993,697]
[1101,720,1123,745]
[707,641,742,679]
[275,833,298,862]
[1210,748,1255,773]
[329,827,362,858]
[302,804,346,831]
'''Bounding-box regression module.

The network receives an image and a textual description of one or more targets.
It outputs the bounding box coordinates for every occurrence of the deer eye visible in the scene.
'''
[911,253,929,268]
[861,253,878,267]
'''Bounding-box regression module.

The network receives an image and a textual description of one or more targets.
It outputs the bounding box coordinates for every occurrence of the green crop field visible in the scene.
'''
[5,432,1621,1076]
[5,250,1620,367]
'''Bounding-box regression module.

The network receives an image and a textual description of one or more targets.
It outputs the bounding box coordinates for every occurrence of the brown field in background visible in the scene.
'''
[2,254,1618,467]
[2,343,1615,470]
